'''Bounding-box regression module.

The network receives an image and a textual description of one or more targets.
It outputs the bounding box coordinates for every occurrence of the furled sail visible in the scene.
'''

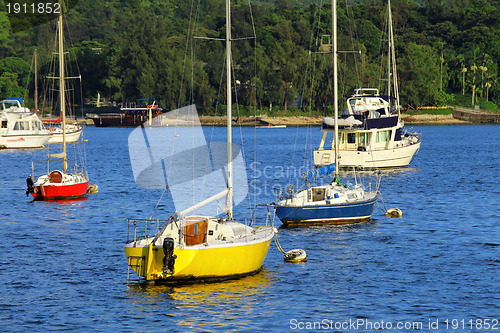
[302,164,336,179]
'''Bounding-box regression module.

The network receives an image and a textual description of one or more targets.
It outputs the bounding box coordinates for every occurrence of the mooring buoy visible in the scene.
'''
[385,208,403,218]
[87,184,99,194]
[284,249,307,263]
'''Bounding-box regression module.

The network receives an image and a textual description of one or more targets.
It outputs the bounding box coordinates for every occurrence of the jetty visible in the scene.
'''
[452,106,500,123]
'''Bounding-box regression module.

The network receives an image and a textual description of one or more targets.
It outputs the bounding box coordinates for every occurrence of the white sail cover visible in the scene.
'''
[48,152,66,159]
[323,115,362,127]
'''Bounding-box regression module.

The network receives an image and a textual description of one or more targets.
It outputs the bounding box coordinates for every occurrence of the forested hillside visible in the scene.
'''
[1,0,499,114]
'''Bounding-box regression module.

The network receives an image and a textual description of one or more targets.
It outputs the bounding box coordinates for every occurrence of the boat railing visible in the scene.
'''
[127,218,169,243]
[250,204,276,229]
[127,212,178,243]
[403,129,422,142]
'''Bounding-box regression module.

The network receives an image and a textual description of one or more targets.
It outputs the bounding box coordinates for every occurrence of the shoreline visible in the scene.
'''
[78,112,474,126]
[198,114,467,126]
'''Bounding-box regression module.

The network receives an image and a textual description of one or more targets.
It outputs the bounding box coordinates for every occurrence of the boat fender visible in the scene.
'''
[284,249,307,263]
[162,237,177,275]
[26,176,34,196]
[385,208,403,218]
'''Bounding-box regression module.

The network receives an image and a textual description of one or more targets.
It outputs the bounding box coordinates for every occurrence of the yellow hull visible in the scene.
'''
[125,237,273,282]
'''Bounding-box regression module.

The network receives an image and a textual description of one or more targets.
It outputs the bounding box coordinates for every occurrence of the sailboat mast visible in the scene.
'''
[58,0,67,172]
[388,0,400,115]
[226,0,233,219]
[387,0,391,102]
[34,49,38,114]
[332,0,339,178]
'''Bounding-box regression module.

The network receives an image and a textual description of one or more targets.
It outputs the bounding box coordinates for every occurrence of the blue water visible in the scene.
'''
[0,124,498,332]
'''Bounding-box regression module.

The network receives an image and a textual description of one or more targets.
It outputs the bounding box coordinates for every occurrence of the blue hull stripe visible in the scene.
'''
[275,197,378,225]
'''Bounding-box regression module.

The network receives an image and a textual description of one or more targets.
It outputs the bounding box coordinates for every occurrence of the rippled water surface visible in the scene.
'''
[0,124,498,332]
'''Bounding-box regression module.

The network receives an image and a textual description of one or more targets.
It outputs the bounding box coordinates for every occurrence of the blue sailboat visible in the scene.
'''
[274,164,379,226]
[274,0,380,226]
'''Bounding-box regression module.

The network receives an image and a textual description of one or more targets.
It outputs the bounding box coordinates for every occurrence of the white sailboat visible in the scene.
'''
[313,0,421,169]
[46,123,82,144]
[274,0,379,226]
[124,0,276,283]
[27,1,89,200]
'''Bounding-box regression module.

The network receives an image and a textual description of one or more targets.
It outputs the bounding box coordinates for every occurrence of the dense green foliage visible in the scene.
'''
[1,0,500,114]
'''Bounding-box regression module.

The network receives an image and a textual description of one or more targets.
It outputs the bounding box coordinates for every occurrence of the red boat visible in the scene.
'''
[27,170,89,200]
[26,8,90,201]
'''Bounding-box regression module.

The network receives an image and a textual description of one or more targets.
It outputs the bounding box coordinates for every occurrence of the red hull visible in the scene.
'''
[31,181,89,201]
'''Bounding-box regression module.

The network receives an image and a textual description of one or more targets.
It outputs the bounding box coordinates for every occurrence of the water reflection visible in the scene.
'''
[126,268,273,302]
[125,269,275,331]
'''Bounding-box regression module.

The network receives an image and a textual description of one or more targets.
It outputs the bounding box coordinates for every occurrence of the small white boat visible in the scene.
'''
[46,123,82,144]
[0,98,52,149]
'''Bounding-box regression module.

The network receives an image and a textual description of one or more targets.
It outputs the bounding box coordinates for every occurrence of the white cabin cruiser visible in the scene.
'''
[314,88,421,169]
[0,98,52,149]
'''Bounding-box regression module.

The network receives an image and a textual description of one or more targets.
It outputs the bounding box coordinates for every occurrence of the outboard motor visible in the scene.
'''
[26,176,34,196]
[162,237,176,276]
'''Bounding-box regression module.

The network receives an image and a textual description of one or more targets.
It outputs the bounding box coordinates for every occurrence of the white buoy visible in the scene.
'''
[385,208,402,218]
[284,249,307,263]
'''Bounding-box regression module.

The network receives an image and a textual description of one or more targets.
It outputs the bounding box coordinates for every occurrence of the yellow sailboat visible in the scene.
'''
[124,0,276,283]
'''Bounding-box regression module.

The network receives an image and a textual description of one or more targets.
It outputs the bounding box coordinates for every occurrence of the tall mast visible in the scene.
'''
[388,0,400,115]
[332,0,339,178]
[58,0,67,172]
[226,0,233,219]
[34,49,38,114]
[387,0,391,102]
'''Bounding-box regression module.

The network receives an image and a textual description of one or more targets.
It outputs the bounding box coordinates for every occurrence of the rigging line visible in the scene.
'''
[342,0,362,89]
[149,186,170,221]
[178,0,197,106]
[188,0,203,208]
[25,50,36,103]
[231,44,252,214]
[189,0,203,105]
[250,0,258,214]
[288,125,300,185]
[379,5,390,94]
[298,0,319,110]
[247,0,257,39]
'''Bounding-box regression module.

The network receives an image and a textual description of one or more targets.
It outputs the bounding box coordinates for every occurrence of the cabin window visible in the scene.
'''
[1,121,7,128]
[14,122,20,130]
[347,133,356,144]
[376,131,389,143]
[359,133,367,145]
[32,120,41,130]
[333,133,344,147]
[312,188,325,202]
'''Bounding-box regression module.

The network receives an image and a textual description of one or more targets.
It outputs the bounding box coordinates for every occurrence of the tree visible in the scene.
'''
[0,57,30,99]
[398,43,440,106]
